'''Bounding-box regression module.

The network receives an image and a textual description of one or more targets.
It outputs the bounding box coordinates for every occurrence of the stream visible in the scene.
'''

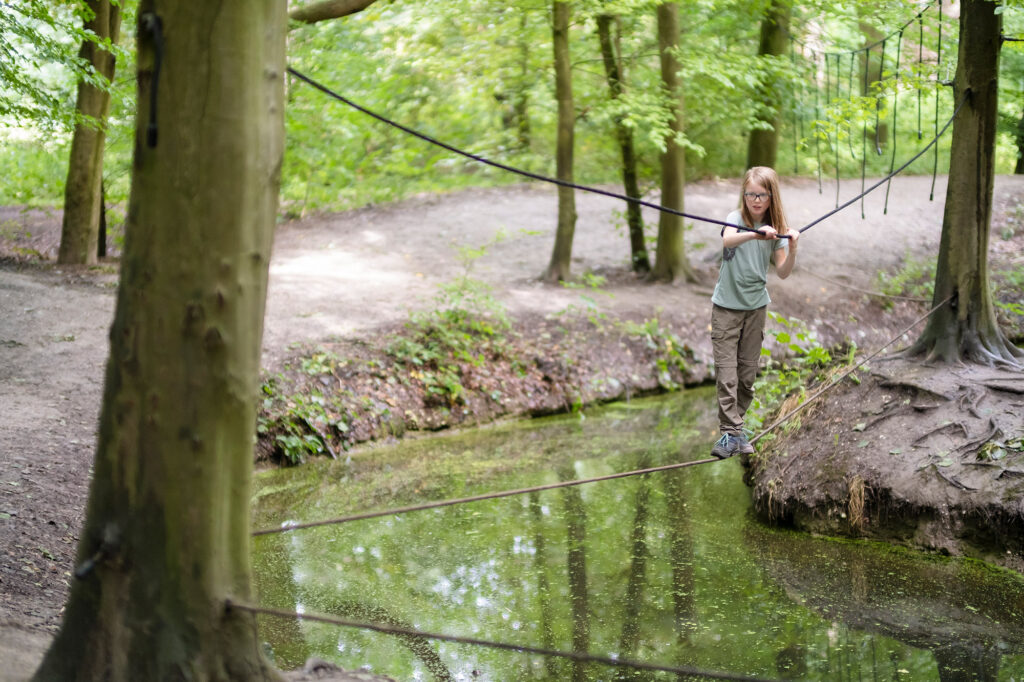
[251,388,1024,681]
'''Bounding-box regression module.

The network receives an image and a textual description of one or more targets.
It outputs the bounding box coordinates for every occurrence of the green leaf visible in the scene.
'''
[852,422,867,432]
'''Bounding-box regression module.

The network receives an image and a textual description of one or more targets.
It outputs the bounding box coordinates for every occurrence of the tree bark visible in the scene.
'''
[746,0,790,169]
[652,1,696,283]
[289,0,377,25]
[33,1,287,680]
[57,0,121,265]
[597,13,650,275]
[904,0,1023,366]
[544,0,577,283]
[514,10,532,151]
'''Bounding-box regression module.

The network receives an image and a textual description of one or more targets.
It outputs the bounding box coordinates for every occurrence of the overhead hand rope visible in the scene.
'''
[288,67,964,238]
[226,600,780,682]
[285,67,785,238]
[252,295,950,537]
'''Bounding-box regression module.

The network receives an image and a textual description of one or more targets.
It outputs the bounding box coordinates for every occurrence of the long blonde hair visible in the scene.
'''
[739,166,789,235]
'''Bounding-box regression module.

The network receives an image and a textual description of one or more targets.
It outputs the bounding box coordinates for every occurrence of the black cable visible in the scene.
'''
[930,0,943,201]
[286,67,964,238]
[884,30,904,215]
[285,67,783,238]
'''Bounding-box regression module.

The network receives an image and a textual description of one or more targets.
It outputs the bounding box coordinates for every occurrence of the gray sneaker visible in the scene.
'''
[733,433,755,455]
[711,433,754,459]
[711,433,737,459]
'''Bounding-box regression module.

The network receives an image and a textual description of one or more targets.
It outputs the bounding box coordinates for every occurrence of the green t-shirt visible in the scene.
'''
[711,210,786,311]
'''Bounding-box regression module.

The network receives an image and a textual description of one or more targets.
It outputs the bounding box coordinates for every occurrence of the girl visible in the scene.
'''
[710,166,799,459]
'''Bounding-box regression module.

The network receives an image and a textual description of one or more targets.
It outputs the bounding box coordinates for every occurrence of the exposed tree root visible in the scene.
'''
[931,463,977,491]
[913,421,969,448]
[957,387,986,418]
[865,402,940,430]
[953,419,1002,458]
[981,381,1024,394]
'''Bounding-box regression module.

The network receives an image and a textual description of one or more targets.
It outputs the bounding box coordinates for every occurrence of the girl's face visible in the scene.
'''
[743,180,771,222]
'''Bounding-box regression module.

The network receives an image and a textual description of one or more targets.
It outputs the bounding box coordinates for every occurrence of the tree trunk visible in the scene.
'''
[651,1,696,283]
[905,0,1023,366]
[544,0,577,283]
[57,0,121,266]
[33,2,287,680]
[746,0,790,169]
[514,10,532,151]
[596,13,650,275]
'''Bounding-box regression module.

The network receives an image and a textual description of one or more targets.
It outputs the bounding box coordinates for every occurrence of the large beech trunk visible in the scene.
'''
[596,14,650,275]
[57,0,121,265]
[652,1,696,283]
[544,0,577,283]
[34,2,287,680]
[905,0,1023,366]
[746,0,790,169]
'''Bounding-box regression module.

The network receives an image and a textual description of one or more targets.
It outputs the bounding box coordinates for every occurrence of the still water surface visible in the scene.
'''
[252,388,1024,681]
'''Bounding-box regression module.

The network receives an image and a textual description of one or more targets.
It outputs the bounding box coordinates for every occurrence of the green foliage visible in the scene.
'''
[387,237,514,405]
[555,271,611,328]
[0,1,89,129]
[258,377,352,465]
[875,252,937,308]
[747,312,838,436]
[620,315,693,389]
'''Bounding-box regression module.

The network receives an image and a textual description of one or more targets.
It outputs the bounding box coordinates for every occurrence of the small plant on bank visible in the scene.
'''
[620,315,693,389]
[555,271,612,329]
[875,253,936,308]
[258,377,352,465]
[387,235,515,405]
[746,312,839,439]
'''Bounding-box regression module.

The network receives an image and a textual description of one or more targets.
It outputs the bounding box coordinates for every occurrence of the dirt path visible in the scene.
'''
[1,174,1022,679]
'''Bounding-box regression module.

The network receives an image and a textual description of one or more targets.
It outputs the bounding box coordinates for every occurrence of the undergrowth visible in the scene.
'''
[256,260,697,465]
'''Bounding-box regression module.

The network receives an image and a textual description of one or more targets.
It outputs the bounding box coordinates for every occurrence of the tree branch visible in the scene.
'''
[290,0,378,25]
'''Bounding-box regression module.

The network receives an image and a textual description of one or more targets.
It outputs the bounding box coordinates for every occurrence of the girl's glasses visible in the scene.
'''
[744,192,771,201]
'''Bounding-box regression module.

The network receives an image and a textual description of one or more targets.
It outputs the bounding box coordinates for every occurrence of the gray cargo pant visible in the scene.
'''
[711,304,767,435]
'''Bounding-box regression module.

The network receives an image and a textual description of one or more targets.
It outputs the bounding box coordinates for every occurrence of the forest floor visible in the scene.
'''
[1,175,1023,680]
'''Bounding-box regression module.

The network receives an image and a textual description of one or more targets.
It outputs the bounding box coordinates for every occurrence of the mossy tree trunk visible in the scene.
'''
[544,0,577,283]
[905,0,1023,366]
[57,0,121,265]
[596,13,650,275]
[33,2,287,680]
[746,0,790,169]
[652,1,696,283]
